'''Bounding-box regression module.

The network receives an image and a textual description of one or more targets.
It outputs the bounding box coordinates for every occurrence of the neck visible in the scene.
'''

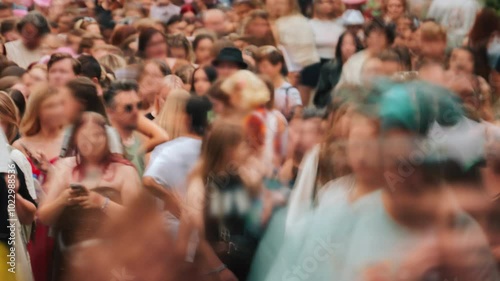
[350,176,380,201]
[111,123,134,141]
[39,125,62,139]
[273,76,284,88]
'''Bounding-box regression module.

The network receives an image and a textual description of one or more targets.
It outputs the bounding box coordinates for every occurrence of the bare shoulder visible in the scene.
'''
[113,163,140,180]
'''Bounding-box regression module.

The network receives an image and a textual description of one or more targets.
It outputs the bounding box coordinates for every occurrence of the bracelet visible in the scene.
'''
[101,196,110,212]
[204,264,227,275]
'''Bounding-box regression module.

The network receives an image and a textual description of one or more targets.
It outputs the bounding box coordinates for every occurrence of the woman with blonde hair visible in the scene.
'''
[155,89,191,139]
[241,10,276,47]
[11,83,64,281]
[0,91,19,143]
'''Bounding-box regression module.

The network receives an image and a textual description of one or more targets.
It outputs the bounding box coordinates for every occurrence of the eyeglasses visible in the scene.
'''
[124,101,142,113]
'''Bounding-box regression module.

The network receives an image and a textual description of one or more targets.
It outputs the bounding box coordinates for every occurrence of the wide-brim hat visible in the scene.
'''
[212,47,247,69]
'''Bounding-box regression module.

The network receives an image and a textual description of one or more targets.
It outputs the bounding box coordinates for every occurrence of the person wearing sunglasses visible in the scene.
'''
[103,80,149,175]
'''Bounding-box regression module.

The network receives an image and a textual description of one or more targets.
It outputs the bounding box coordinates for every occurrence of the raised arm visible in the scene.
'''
[136,115,169,153]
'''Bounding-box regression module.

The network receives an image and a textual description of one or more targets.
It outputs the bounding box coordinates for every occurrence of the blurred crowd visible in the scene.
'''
[0,0,499,280]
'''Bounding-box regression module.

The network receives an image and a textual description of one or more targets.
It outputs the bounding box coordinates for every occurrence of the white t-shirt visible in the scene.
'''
[274,82,302,118]
[337,50,369,87]
[308,19,345,60]
[149,4,181,23]
[5,40,44,69]
[144,137,202,195]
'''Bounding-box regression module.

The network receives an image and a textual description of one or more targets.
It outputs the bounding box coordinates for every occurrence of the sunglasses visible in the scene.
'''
[124,101,142,113]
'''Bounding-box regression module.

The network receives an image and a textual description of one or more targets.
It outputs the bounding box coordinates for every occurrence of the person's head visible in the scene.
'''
[212,47,248,79]
[69,112,111,165]
[337,31,364,63]
[193,33,215,65]
[312,0,342,19]
[298,108,325,153]
[419,21,447,61]
[383,0,406,21]
[0,3,12,19]
[138,59,171,107]
[62,77,108,124]
[346,104,381,182]
[20,83,64,136]
[242,10,274,44]
[7,89,26,119]
[67,29,85,54]
[78,33,106,54]
[1,18,20,42]
[0,91,19,143]
[17,11,51,50]
[23,64,47,96]
[199,121,250,180]
[137,27,167,59]
[186,96,212,137]
[255,45,287,80]
[266,0,300,18]
[191,65,217,96]
[110,25,138,47]
[155,88,191,139]
[74,17,101,35]
[202,9,227,37]
[175,64,195,91]
[448,47,475,75]
[166,15,187,35]
[377,48,405,76]
[365,19,395,53]
[167,34,193,61]
[47,52,81,88]
[56,11,76,34]
[155,75,184,113]
[78,55,103,85]
[98,54,128,72]
[103,80,141,132]
[220,70,270,113]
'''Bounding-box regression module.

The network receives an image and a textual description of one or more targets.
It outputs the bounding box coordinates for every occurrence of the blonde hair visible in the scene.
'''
[20,83,59,137]
[220,70,270,111]
[99,54,128,72]
[420,21,447,42]
[0,91,19,143]
[155,89,191,139]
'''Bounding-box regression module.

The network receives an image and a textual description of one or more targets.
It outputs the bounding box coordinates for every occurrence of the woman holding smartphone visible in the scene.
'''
[39,112,143,280]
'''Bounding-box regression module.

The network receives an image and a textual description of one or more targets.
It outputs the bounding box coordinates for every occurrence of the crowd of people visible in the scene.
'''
[0,0,499,280]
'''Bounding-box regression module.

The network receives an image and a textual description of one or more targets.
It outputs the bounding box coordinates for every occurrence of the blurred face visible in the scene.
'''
[21,23,42,50]
[109,90,141,131]
[386,0,404,20]
[247,17,270,39]
[298,118,322,153]
[195,38,214,64]
[27,67,47,86]
[40,93,65,128]
[420,38,446,60]
[168,21,187,35]
[139,62,164,103]
[234,3,253,21]
[86,23,101,35]
[340,33,357,62]
[203,13,226,36]
[361,58,384,82]
[3,30,20,42]
[315,0,335,17]
[60,86,82,124]
[257,60,281,79]
[230,140,251,165]
[170,46,187,60]
[48,59,77,88]
[419,64,446,86]
[76,121,107,161]
[67,34,82,54]
[449,48,474,75]
[382,61,402,76]
[193,69,211,96]
[347,114,380,181]
[145,33,167,59]
[208,96,226,116]
[215,62,240,79]
[58,15,73,34]
[267,0,290,18]
[366,29,388,54]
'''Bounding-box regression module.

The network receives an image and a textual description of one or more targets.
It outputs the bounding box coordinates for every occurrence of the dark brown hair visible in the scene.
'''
[47,53,81,74]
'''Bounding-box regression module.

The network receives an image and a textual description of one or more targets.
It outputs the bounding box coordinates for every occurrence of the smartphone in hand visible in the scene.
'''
[69,183,88,196]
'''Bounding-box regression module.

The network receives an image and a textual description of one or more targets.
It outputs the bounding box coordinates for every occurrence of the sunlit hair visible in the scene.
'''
[68,112,132,180]
[0,91,19,143]
[98,54,128,72]
[167,34,194,62]
[20,83,59,137]
[220,70,270,111]
[155,89,190,139]
[420,21,447,42]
